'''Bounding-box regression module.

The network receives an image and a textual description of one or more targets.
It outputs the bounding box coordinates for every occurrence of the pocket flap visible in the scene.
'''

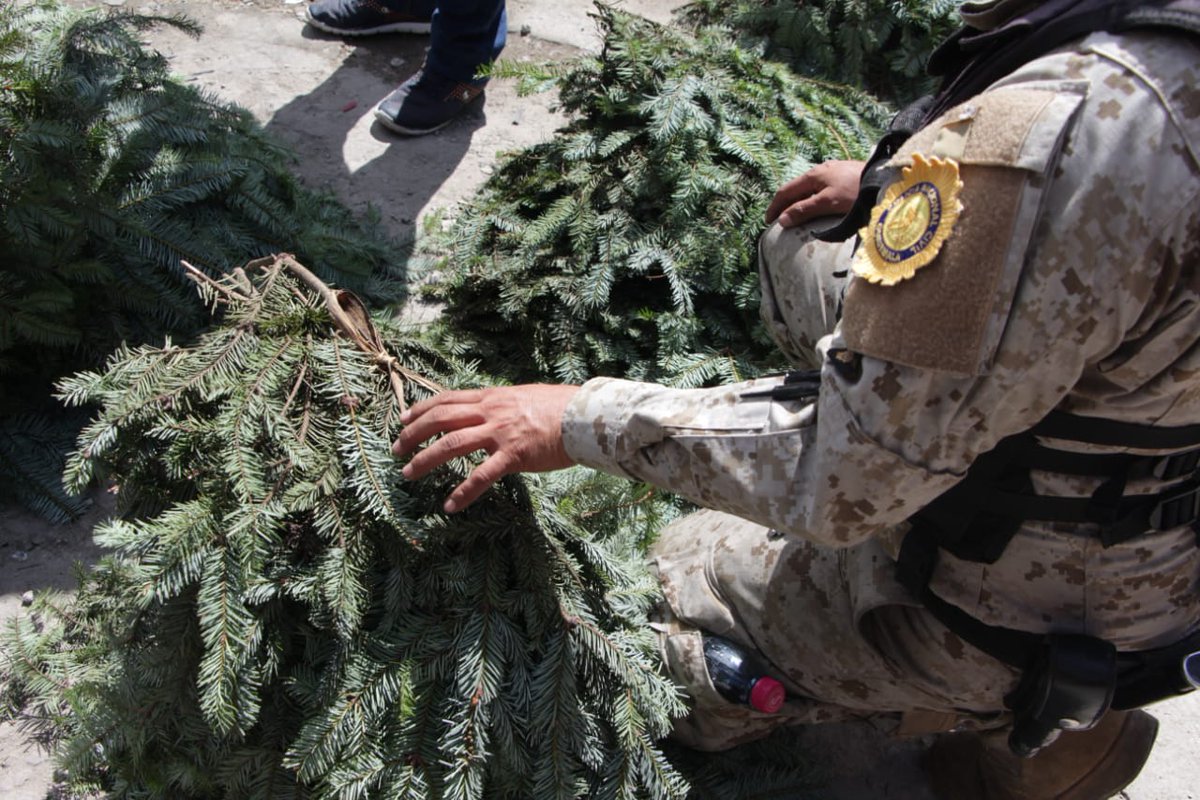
[888,82,1088,172]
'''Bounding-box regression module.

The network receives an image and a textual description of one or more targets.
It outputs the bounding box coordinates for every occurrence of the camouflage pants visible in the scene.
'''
[650,222,1021,751]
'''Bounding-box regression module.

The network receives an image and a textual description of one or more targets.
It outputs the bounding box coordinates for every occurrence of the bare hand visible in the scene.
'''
[392,384,580,513]
[765,160,864,228]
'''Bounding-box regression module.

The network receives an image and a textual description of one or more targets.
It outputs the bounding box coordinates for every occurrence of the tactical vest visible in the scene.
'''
[810,0,1200,756]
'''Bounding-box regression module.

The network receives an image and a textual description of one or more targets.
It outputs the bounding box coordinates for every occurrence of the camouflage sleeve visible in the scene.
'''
[562,32,1200,548]
[561,372,964,544]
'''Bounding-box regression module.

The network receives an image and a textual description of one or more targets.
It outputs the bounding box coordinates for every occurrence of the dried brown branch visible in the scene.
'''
[266,254,446,412]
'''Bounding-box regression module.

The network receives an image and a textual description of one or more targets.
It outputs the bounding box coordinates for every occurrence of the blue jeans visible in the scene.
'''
[399,0,507,84]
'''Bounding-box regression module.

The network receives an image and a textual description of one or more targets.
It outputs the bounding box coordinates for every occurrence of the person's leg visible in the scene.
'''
[649,509,1021,752]
[374,0,506,135]
[305,0,436,37]
[424,0,506,85]
[653,508,1161,796]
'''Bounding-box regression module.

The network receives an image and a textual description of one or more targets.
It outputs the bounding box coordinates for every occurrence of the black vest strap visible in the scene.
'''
[1122,0,1200,33]
[921,0,1150,125]
[1033,409,1200,449]
[907,408,1200,561]
[1008,443,1200,481]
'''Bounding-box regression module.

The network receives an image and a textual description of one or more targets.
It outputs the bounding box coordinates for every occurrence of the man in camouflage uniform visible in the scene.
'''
[394,0,1200,795]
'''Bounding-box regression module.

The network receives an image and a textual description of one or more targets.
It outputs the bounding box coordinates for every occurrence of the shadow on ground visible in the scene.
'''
[265,26,488,239]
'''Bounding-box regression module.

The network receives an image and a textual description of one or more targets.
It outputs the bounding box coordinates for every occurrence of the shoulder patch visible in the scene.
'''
[842,84,1087,376]
[852,154,963,286]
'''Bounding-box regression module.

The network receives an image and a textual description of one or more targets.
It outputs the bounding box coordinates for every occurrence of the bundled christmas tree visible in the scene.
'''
[0,1,405,519]
[3,256,699,799]
[427,6,889,387]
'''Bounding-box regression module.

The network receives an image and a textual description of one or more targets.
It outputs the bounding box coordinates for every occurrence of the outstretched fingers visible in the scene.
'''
[392,391,484,458]
[400,424,494,481]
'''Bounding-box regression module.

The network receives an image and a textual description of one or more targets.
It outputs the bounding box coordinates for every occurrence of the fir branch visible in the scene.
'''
[0,1,407,518]
[3,258,705,799]
[427,6,885,386]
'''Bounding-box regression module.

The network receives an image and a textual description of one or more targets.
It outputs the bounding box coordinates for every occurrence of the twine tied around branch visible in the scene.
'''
[182,254,445,412]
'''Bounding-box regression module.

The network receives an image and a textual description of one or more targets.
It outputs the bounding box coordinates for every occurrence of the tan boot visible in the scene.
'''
[924,709,1159,800]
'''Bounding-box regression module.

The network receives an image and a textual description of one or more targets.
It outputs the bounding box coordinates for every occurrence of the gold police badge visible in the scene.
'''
[852,154,963,286]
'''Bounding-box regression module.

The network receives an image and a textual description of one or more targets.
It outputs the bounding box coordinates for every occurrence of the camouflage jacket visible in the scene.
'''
[562,25,1200,651]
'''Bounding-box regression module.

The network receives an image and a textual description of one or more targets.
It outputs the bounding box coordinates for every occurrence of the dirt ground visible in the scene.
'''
[2,0,1198,797]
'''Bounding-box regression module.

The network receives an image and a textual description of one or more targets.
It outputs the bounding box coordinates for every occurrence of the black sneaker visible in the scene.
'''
[304,0,433,36]
[374,70,486,136]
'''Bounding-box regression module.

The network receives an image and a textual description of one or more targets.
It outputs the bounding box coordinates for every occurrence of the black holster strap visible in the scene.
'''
[1004,633,1117,757]
[909,566,1200,711]
[1111,631,1200,710]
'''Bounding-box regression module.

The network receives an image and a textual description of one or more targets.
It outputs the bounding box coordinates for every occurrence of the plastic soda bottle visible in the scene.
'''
[702,634,786,713]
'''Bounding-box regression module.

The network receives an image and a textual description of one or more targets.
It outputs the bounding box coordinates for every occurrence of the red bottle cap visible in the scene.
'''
[749,676,785,713]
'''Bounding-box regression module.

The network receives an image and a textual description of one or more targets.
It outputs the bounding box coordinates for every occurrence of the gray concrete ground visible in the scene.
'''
[2,0,1198,797]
